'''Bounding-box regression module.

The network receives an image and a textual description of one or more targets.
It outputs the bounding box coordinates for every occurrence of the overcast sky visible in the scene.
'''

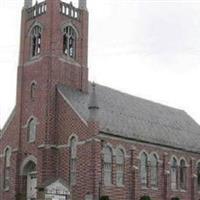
[0,0,200,127]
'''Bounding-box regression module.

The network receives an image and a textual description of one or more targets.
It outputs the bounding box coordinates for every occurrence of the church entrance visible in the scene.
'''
[26,171,37,200]
[21,160,37,200]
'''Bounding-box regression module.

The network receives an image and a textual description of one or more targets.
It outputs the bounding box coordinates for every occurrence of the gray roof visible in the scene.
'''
[58,83,200,153]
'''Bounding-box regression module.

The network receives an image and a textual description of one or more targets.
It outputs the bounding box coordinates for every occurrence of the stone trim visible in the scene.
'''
[20,155,37,175]
[23,115,39,128]
[27,21,44,37]
[98,132,200,155]
[61,21,80,38]
[59,56,81,67]
[37,137,101,150]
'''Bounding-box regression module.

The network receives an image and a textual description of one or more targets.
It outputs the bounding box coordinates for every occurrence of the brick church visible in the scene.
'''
[1,0,200,200]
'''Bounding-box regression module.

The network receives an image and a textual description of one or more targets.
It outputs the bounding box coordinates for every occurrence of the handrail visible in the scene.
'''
[26,1,47,20]
[60,2,80,20]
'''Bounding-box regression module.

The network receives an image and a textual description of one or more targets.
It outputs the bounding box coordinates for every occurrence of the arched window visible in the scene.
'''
[31,26,41,57]
[171,157,178,190]
[180,159,186,190]
[30,82,37,100]
[103,146,112,186]
[197,162,200,191]
[27,118,37,142]
[3,147,11,190]
[69,136,77,186]
[150,154,158,187]
[140,152,148,187]
[116,148,125,186]
[63,26,76,59]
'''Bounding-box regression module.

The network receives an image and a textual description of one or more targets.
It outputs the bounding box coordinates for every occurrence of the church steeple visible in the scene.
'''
[19,0,89,92]
[24,0,32,9]
[9,0,90,192]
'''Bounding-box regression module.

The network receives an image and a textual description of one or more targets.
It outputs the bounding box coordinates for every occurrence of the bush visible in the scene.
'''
[15,193,26,200]
[140,196,151,200]
[100,196,109,200]
[171,198,180,200]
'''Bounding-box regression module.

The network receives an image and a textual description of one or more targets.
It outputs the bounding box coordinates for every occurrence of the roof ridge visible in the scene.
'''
[92,82,185,113]
[58,82,185,113]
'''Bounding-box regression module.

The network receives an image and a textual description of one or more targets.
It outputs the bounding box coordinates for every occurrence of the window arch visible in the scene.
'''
[63,26,76,59]
[30,81,37,100]
[31,25,41,57]
[103,146,112,186]
[150,154,158,187]
[27,118,37,143]
[197,162,200,191]
[171,157,178,190]
[116,148,125,186]
[140,152,148,187]
[180,159,186,190]
[3,147,11,190]
[69,136,77,186]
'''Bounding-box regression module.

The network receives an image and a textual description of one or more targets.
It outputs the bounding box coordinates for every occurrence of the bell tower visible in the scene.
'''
[16,0,89,187]
[19,0,89,92]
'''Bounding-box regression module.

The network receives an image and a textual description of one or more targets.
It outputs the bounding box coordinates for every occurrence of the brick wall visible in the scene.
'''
[97,134,200,200]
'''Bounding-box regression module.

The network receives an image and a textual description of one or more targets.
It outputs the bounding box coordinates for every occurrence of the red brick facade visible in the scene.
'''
[0,1,200,200]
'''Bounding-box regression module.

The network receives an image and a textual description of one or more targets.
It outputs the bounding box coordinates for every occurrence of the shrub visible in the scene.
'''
[171,198,180,200]
[100,196,109,200]
[15,193,26,200]
[140,196,151,200]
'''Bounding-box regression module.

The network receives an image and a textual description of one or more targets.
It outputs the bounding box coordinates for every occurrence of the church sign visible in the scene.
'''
[45,180,70,200]
[45,194,67,200]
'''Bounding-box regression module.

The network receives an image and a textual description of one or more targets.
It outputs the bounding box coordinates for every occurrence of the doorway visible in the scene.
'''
[21,160,37,200]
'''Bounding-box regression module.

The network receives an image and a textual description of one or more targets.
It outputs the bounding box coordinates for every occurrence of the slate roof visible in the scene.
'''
[58,83,200,153]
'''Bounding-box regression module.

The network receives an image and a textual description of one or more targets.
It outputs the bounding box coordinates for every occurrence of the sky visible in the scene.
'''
[1,0,200,127]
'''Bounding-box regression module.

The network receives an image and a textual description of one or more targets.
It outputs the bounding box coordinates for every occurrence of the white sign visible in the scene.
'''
[45,179,70,200]
[85,194,93,200]
[45,194,67,200]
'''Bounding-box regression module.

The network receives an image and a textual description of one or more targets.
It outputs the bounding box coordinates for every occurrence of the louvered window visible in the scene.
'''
[63,26,76,59]
[31,26,41,57]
